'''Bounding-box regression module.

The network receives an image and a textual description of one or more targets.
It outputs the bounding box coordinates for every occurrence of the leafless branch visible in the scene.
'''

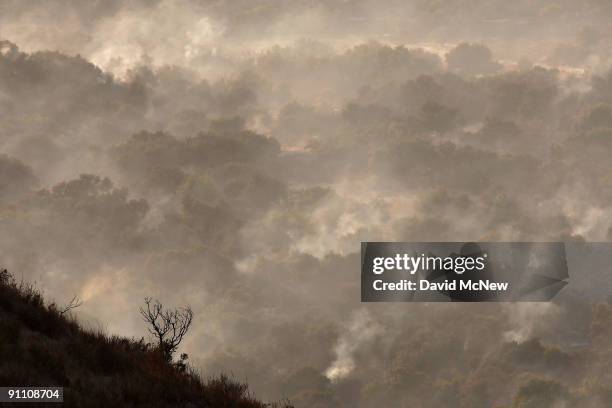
[139,297,193,361]
[59,295,83,315]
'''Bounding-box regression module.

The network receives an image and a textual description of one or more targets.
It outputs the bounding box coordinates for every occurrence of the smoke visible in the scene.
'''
[324,309,384,381]
[503,303,559,343]
[87,0,226,77]
[1,1,612,406]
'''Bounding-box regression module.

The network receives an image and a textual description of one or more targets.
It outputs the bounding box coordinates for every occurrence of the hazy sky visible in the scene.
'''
[1,1,612,406]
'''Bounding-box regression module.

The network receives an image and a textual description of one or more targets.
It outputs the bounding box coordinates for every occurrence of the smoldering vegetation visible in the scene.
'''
[1,1,612,406]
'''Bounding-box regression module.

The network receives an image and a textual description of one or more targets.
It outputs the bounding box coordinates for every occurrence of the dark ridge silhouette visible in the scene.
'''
[0,269,292,408]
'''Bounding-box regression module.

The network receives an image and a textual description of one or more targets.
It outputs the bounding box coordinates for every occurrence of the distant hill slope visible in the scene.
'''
[0,269,291,408]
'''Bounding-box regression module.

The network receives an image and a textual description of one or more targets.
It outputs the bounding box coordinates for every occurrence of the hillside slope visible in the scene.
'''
[0,269,291,408]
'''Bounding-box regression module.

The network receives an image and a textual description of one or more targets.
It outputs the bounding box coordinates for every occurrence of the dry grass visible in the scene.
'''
[0,269,292,408]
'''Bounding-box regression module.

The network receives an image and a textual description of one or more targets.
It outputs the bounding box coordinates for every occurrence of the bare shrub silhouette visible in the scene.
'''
[140,297,193,362]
